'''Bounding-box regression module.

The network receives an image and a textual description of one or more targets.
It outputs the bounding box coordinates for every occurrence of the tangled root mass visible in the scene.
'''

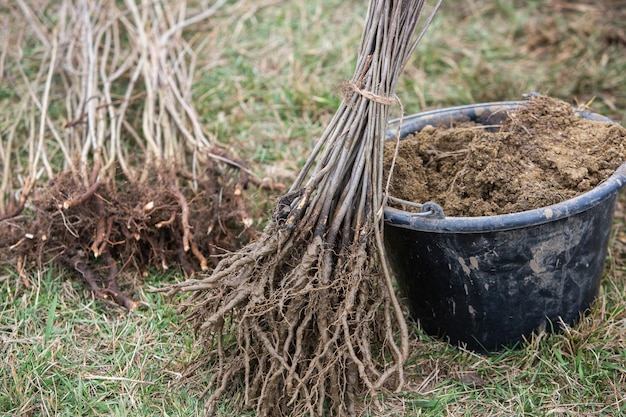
[0,159,260,309]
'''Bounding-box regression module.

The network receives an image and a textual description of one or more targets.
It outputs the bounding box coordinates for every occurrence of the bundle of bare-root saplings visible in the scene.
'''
[0,0,270,309]
[164,0,441,415]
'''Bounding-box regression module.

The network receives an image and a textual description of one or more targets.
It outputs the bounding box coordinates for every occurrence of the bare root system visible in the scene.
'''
[0,160,257,309]
[170,228,409,416]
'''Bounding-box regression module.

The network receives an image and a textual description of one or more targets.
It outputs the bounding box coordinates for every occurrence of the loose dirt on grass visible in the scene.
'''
[384,96,626,217]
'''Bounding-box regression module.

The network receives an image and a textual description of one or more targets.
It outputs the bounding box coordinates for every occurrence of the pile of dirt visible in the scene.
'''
[384,96,626,217]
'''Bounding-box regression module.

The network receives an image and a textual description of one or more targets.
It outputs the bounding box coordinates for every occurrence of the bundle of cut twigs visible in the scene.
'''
[165,0,441,415]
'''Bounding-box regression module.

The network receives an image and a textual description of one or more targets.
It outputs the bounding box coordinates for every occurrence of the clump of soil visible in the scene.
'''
[384,96,626,217]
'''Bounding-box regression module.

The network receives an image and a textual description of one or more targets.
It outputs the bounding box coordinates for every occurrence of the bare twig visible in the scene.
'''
[159,0,228,44]
[15,0,51,48]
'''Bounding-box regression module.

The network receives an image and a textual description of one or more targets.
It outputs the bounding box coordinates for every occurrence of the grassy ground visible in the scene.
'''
[2,0,626,415]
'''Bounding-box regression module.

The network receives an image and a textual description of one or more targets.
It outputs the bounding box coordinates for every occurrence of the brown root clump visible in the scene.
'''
[162,0,442,415]
[0,159,257,309]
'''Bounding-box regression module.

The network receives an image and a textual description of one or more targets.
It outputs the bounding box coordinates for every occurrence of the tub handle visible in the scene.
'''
[421,201,445,219]
[386,196,446,219]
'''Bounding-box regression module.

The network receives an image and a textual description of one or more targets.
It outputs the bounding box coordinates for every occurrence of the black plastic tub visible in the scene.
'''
[383,102,626,352]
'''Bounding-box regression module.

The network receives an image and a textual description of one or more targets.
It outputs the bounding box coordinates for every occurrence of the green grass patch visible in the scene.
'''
[0,267,205,416]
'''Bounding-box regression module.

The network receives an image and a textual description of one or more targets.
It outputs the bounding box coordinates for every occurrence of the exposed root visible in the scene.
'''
[172,187,192,252]
[167,225,409,415]
[0,179,33,222]
[59,180,102,210]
